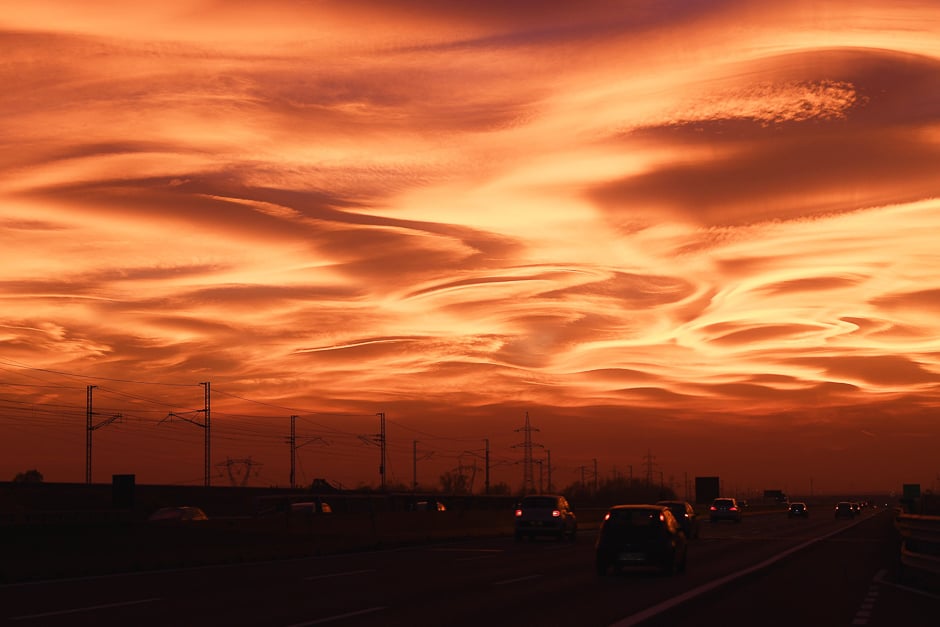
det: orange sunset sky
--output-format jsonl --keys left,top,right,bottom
{"left": 2, "top": 0, "right": 939, "bottom": 496}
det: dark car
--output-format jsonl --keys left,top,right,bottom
{"left": 514, "top": 494, "right": 577, "bottom": 541}
{"left": 709, "top": 497, "right": 742, "bottom": 523}
{"left": 148, "top": 506, "right": 208, "bottom": 522}
{"left": 290, "top": 501, "right": 333, "bottom": 514}
{"left": 595, "top": 504, "right": 688, "bottom": 576}
{"left": 656, "top": 500, "right": 700, "bottom": 539}
{"left": 413, "top": 500, "right": 447, "bottom": 512}
{"left": 787, "top": 502, "right": 809, "bottom": 518}
{"left": 834, "top": 501, "right": 855, "bottom": 518}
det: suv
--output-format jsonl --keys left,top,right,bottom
{"left": 595, "top": 504, "right": 688, "bottom": 575}
{"left": 709, "top": 497, "right": 742, "bottom": 523}
{"left": 514, "top": 494, "right": 577, "bottom": 541}
{"left": 835, "top": 501, "right": 855, "bottom": 518}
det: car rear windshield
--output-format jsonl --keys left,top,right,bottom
{"left": 521, "top": 497, "right": 558, "bottom": 508}
{"left": 607, "top": 509, "right": 661, "bottom": 525}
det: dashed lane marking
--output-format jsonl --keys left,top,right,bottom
{"left": 9, "top": 598, "right": 161, "bottom": 621}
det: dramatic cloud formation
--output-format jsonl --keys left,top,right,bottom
{"left": 2, "top": 0, "right": 939, "bottom": 494}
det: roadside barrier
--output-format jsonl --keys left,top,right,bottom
{"left": 895, "top": 512, "right": 940, "bottom": 584}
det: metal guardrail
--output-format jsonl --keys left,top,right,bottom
{"left": 895, "top": 512, "right": 940, "bottom": 580}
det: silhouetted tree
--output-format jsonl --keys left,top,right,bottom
{"left": 439, "top": 470, "right": 470, "bottom": 495}
{"left": 488, "top": 481, "right": 511, "bottom": 495}
{"left": 13, "top": 469, "right": 43, "bottom": 483}
{"left": 560, "top": 476, "right": 676, "bottom": 507}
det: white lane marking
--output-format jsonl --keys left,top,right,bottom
{"left": 494, "top": 574, "right": 541, "bottom": 586}
{"left": 874, "top": 568, "right": 940, "bottom": 600}
{"left": 305, "top": 569, "right": 376, "bottom": 581}
{"left": 431, "top": 548, "right": 503, "bottom": 553}
{"left": 456, "top": 555, "right": 498, "bottom": 562}
{"left": 287, "top": 606, "right": 386, "bottom": 626}
{"left": 609, "top": 515, "right": 873, "bottom": 627}
{"left": 9, "top": 598, "right": 160, "bottom": 620}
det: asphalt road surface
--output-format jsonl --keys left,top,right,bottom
{"left": 1, "top": 507, "right": 936, "bottom": 627}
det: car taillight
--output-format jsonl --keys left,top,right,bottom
{"left": 730, "top": 507, "right": 738, "bottom": 511}
{"left": 709, "top": 506, "right": 717, "bottom": 511}
{"left": 514, "top": 509, "right": 522, "bottom": 517}
{"left": 552, "top": 509, "right": 561, "bottom": 517}
{"left": 604, "top": 512, "right": 611, "bottom": 521}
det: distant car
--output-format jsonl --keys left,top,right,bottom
{"left": 656, "top": 500, "right": 700, "bottom": 539}
{"left": 834, "top": 501, "right": 855, "bottom": 518}
{"left": 709, "top": 497, "right": 742, "bottom": 523}
{"left": 148, "top": 506, "right": 208, "bottom": 522}
{"left": 514, "top": 494, "right": 577, "bottom": 541}
{"left": 595, "top": 504, "right": 688, "bottom": 576}
{"left": 788, "top": 502, "right": 809, "bottom": 518}
{"left": 413, "top": 500, "right": 446, "bottom": 512}
{"left": 850, "top": 502, "right": 861, "bottom": 516}
{"left": 290, "top": 501, "right": 333, "bottom": 514}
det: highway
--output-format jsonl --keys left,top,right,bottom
{"left": 1, "top": 506, "right": 936, "bottom": 627}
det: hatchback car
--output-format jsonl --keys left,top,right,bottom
{"left": 595, "top": 504, "right": 688, "bottom": 576}
{"left": 709, "top": 497, "right": 742, "bottom": 523}
{"left": 514, "top": 494, "right": 577, "bottom": 541}
{"left": 656, "top": 500, "right": 700, "bottom": 539}
{"left": 787, "top": 502, "right": 809, "bottom": 518}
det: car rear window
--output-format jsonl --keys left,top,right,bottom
{"left": 521, "top": 497, "right": 558, "bottom": 508}
{"left": 607, "top": 509, "right": 660, "bottom": 525}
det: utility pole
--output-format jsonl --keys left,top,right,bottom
{"left": 161, "top": 382, "right": 211, "bottom": 487}
{"left": 358, "top": 412, "right": 387, "bottom": 491}
{"left": 644, "top": 449, "right": 655, "bottom": 487}
{"left": 201, "top": 382, "right": 211, "bottom": 487}
{"left": 484, "top": 438, "right": 490, "bottom": 495}
{"left": 288, "top": 417, "right": 328, "bottom": 489}
{"left": 594, "top": 458, "right": 599, "bottom": 493}
{"left": 413, "top": 440, "right": 418, "bottom": 491}
{"left": 289, "top": 415, "right": 297, "bottom": 488}
{"left": 377, "top": 412, "right": 386, "bottom": 491}
{"left": 85, "top": 385, "right": 122, "bottom": 484}
{"left": 512, "top": 411, "right": 542, "bottom": 494}
{"left": 546, "top": 449, "right": 552, "bottom": 493}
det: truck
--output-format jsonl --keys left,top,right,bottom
{"left": 695, "top": 476, "right": 720, "bottom": 505}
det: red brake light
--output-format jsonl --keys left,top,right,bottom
{"left": 552, "top": 509, "right": 561, "bottom": 517}
{"left": 709, "top": 506, "right": 717, "bottom": 511}
{"left": 730, "top": 507, "right": 738, "bottom": 512}
{"left": 514, "top": 509, "right": 522, "bottom": 517}
{"left": 603, "top": 512, "right": 611, "bottom": 521}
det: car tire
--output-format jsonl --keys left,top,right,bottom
{"left": 662, "top": 556, "right": 676, "bottom": 576}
